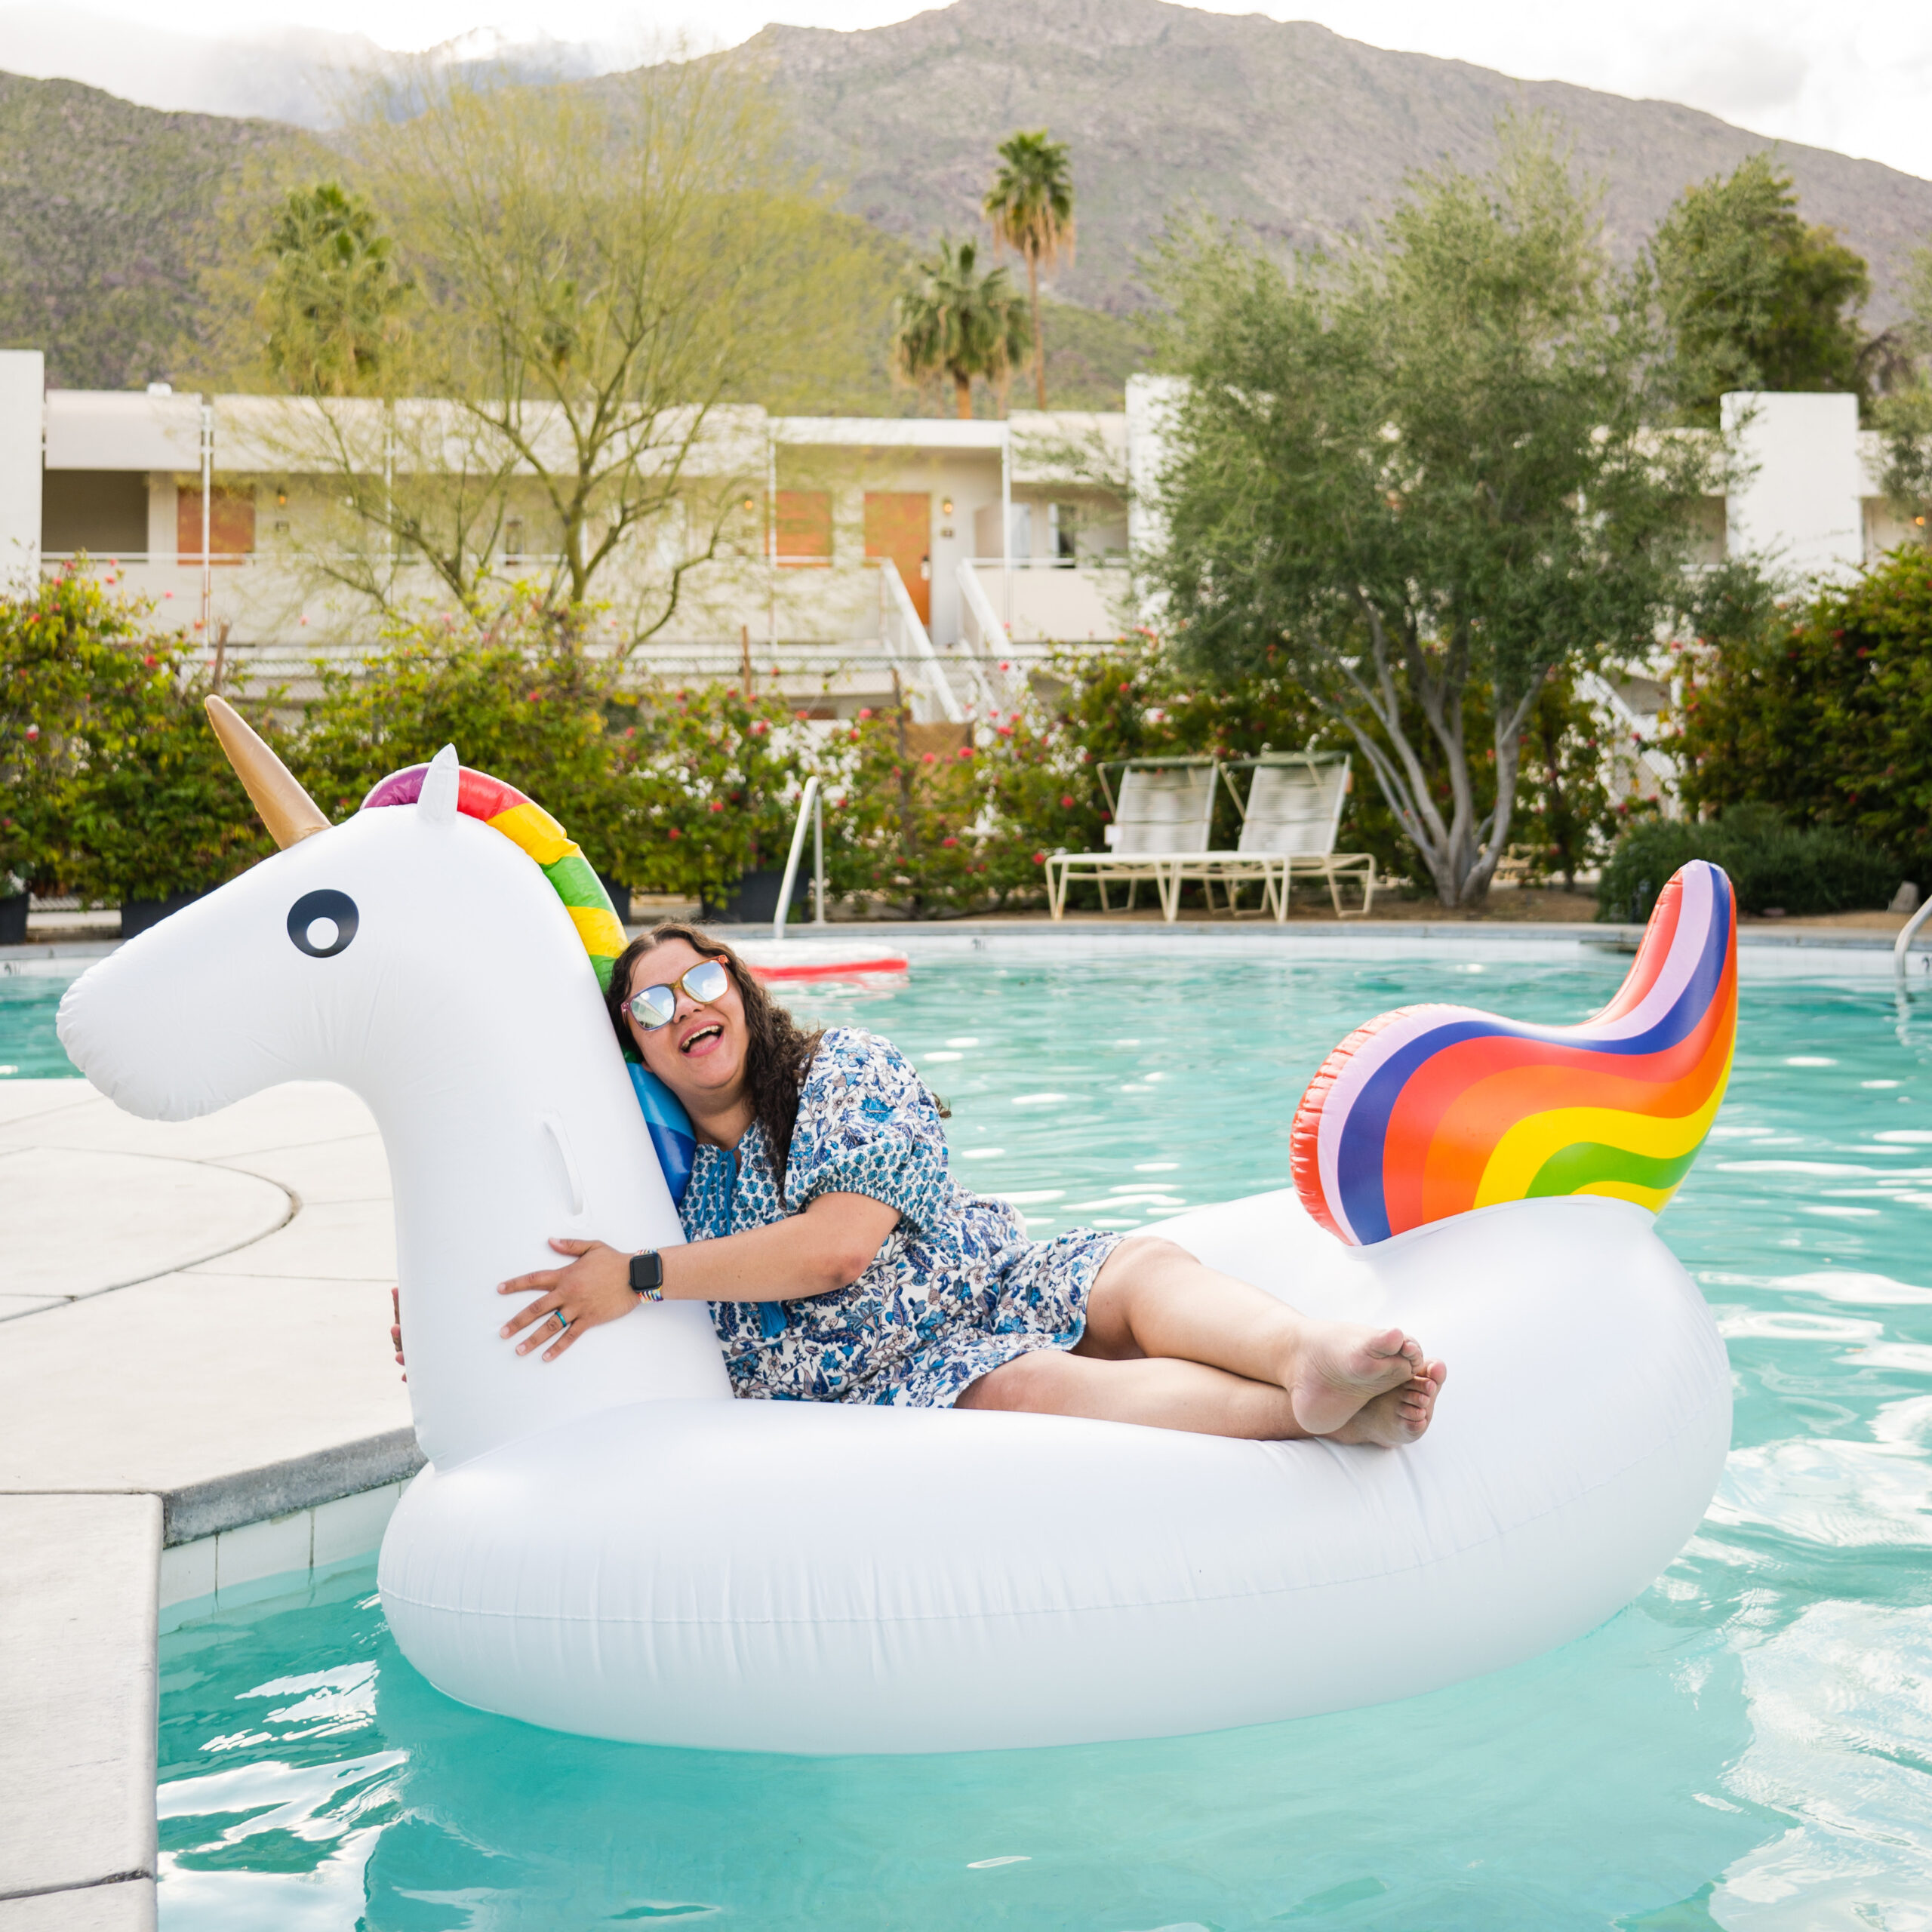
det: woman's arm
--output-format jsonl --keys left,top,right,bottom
{"left": 497, "top": 1191, "right": 901, "bottom": 1362}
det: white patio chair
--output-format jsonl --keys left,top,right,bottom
{"left": 1173, "top": 752, "right": 1376, "bottom": 919}
{"left": 1044, "top": 758, "right": 1219, "bottom": 922}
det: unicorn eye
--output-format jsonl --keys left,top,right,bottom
{"left": 288, "top": 889, "right": 358, "bottom": 959}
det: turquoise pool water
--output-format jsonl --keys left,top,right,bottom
{"left": 48, "top": 952, "right": 1932, "bottom": 1925}
{"left": 0, "top": 971, "right": 82, "bottom": 1078}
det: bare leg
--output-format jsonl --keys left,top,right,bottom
{"left": 1075, "top": 1235, "right": 1430, "bottom": 1437}
{"left": 957, "top": 1348, "right": 1303, "bottom": 1438}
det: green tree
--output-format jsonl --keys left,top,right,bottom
{"left": 1876, "top": 245, "right": 1932, "bottom": 533}
{"left": 1146, "top": 122, "right": 1714, "bottom": 908}
{"left": 891, "top": 237, "right": 1032, "bottom": 420}
{"left": 1652, "top": 152, "right": 1871, "bottom": 424}
{"left": 1670, "top": 546, "right": 1932, "bottom": 878}
{"left": 983, "top": 131, "right": 1075, "bottom": 411}
{"left": 259, "top": 59, "right": 876, "bottom": 632}
{"left": 260, "top": 181, "right": 411, "bottom": 398}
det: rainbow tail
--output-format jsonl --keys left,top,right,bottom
{"left": 1291, "top": 862, "right": 1737, "bottom": 1246}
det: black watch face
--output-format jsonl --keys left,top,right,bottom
{"left": 630, "top": 1251, "right": 664, "bottom": 1291}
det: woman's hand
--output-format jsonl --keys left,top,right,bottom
{"left": 498, "top": 1238, "right": 639, "bottom": 1363}
{"left": 391, "top": 1285, "right": 405, "bottom": 1381}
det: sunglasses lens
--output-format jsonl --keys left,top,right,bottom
{"left": 686, "top": 959, "right": 730, "bottom": 1004}
{"left": 628, "top": 986, "right": 678, "bottom": 1030}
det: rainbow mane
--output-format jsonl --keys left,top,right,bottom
{"left": 361, "top": 764, "right": 627, "bottom": 989}
{"left": 1291, "top": 861, "right": 1737, "bottom": 1246}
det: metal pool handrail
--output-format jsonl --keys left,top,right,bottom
{"left": 1897, "top": 894, "right": 1932, "bottom": 985}
{"left": 774, "top": 774, "right": 828, "bottom": 941}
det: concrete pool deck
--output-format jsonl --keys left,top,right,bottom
{"left": 5, "top": 912, "right": 1929, "bottom": 1928}
{"left": 0, "top": 1077, "right": 411, "bottom": 1930}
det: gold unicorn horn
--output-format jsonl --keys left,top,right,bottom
{"left": 205, "top": 694, "right": 330, "bottom": 849}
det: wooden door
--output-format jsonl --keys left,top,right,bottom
{"left": 863, "top": 491, "right": 931, "bottom": 625}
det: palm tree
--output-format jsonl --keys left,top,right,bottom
{"left": 261, "top": 181, "right": 411, "bottom": 398}
{"left": 891, "top": 238, "right": 1032, "bottom": 420}
{"left": 983, "top": 130, "right": 1075, "bottom": 410}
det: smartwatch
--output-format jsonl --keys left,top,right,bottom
{"left": 628, "top": 1250, "right": 665, "bottom": 1303}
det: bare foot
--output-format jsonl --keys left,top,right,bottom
{"left": 1332, "top": 1360, "right": 1447, "bottom": 1447}
{"left": 1288, "top": 1322, "right": 1424, "bottom": 1436}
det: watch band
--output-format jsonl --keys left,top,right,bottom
{"left": 628, "top": 1249, "right": 665, "bottom": 1301}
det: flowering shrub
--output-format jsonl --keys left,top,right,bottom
{"left": 296, "top": 598, "right": 631, "bottom": 866}
{"left": 1, "top": 568, "right": 279, "bottom": 900}
{"left": 608, "top": 683, "right": 812, "bottom": 905}
{"left": 808, "top": 708, "right": 1008, "bottom": 915}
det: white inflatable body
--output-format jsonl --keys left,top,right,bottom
{"left": 59, "top": 746, "right": 1732, "bottom": 1755}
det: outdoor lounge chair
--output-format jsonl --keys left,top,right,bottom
{"left": 1172, "top": 752, "right": 1377, "bottom": 920}
{"left": 1044, "top": 757, "right": 1219, "bottom": 921}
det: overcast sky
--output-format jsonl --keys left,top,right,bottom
{"left": 29, "top": 0, "right": 1932, "bottom": 180}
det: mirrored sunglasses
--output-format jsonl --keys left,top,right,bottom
{"left": 626, "top": 957, "right": 731, "bottom": 1032}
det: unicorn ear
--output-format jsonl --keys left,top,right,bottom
{"left": 420, "top": 746, "right": 460, "bottom": 828}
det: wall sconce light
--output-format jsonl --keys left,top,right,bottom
{"left": 941, "top": 498, "right": 954, "bottom": 517}
{"left": 276, "top": 490, "right": 288, "bottom": 507}
{"left": 743, "top": 497, "right": 756, "bottom": 513}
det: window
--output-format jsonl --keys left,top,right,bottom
{"left": 176, "top": 485, "right": 254, "bottom": 564}
{"left": 41, "top": 472, "right": 148, "bottom": 556}
{"left": 776, "top": 491, "right": 832, "bottom": 566}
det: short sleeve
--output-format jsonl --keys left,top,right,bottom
{"left": 783, "top": 1029, "right": 951, "bottom": 1232}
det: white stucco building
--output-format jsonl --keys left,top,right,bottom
{"left": 0, "top": 353, "right": 1920, "bottom": 743}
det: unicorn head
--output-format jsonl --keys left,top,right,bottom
{"left": 58, "top": 700, "right": 729, "bottom": 1467}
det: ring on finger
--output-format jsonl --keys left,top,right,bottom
{"left": 554, "top": 1313, "right": 571, "bottom": 1337}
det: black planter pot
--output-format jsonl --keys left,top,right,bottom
{"left": 595, "top": 874, "right": 632, "bottom": 925}
{"left": 702, "top": 866, "right": 809, "bottom": 925}
{"left": 121, "top": 889, "right": 212, "bottom": 939}
{"left": 0, "top": 893, "right": 27, "bottom": 946}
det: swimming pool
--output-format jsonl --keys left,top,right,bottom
{"left": 41, "top": 949, "right": 1932, "bottom": 1924}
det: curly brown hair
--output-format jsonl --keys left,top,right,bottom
{"left": 605, "top": 922, "right": 825, "bottom": 1186}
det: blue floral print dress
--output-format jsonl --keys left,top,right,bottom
{"left": 678, "top": 1026, "right": 1123, "bottom": 1407}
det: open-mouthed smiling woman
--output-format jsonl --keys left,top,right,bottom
{"left": 487, "top": 924, "right": 1447, "bottom": 1444}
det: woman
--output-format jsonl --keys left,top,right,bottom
{"left": 492, "top": 924, "right": 1447, "bottom": 1443}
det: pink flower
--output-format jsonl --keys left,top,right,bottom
{"left": 922, "top": 751, "right": 937, "bottom": 764}
{"left": 709, "top": 800, "right": 724, "bottom": 813}
{"left": 25, "top": 724, "right": 38, "bottom": 741}
{"left": 1060, "top": 793, "right": 1075, "bottom": 808}
{"left": 858, "top": 707, "right": 874, "bottom": 720}
{"left": 941, "top": 836, "right": 958, "bottom": 848}
{"left": 750, "top": 720, "right": 768, "bottom": 736}
{"left": 956, "top": 746, "right": 974, "bottom": 760}
{"left": 668, "top": 827, "right": 681, "bottom": 839}
{"left": 1032, "top": 849, "right": 1045, "bottom": 864}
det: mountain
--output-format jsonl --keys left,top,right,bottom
{"left": 6, "top": 0, "right": 1931, "bottom": 396}
{"left": 0, "top": 74, "right": 319, "bottom": 390}
{"left": 740, "top": 0, "right": 1932, "bottom": 324}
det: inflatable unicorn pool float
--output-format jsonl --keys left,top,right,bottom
{"left": 57, "top": 701, "right": 1737, "bottom": 1755}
